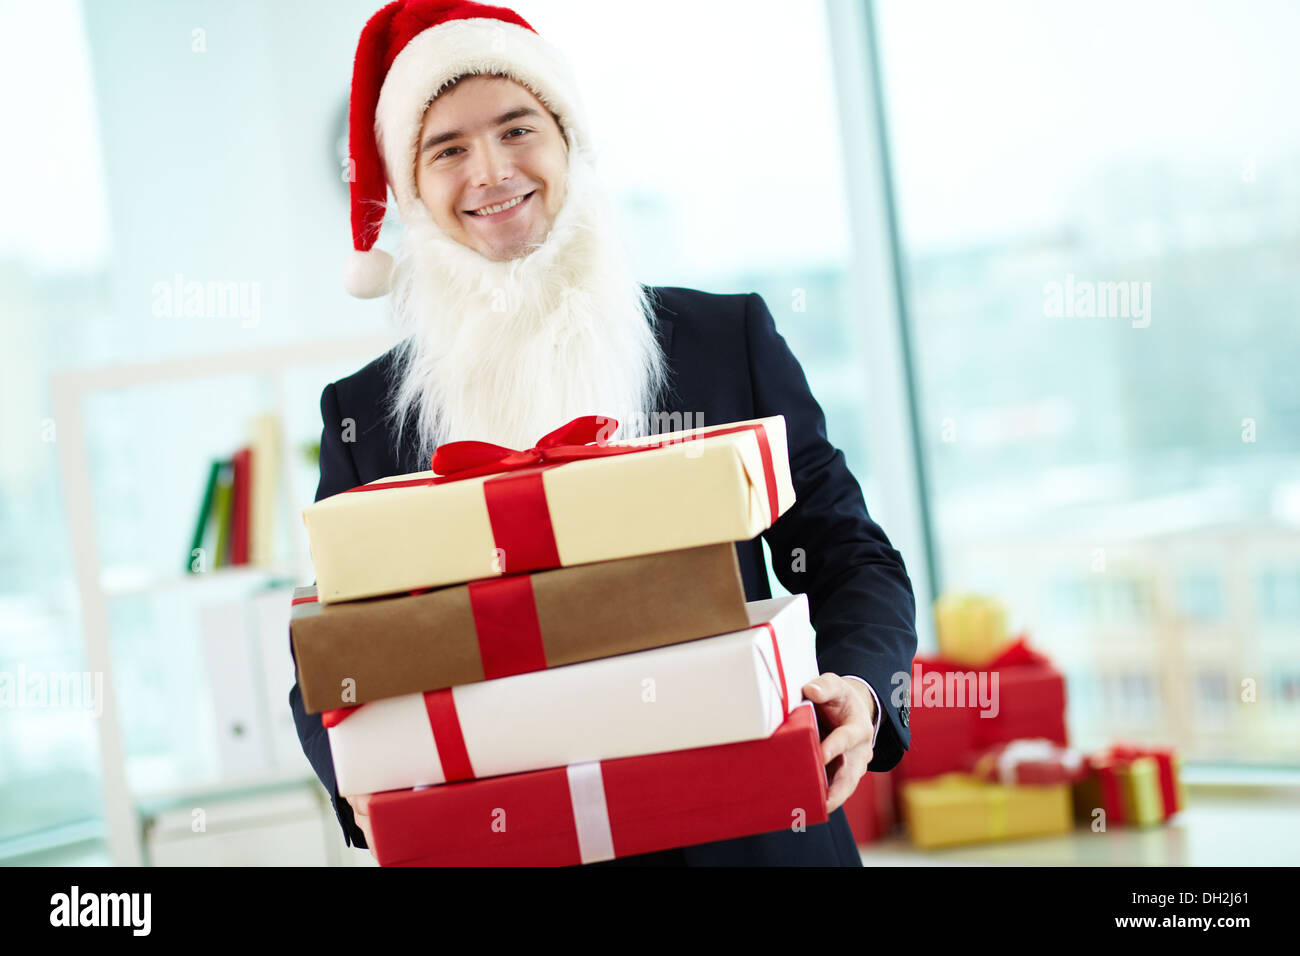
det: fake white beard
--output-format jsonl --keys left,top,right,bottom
{"left": 384, "top": 146, "right": 669, "bottom": 469}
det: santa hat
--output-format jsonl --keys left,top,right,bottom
{"left": 345, "top": 0, "right": 592, "bottom": 298}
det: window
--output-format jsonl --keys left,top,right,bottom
{"left": 1179, "top": 570, "right": 1225, "bottom": 623}
{"left": 0, "top": 0, "right": 110, "bottom": 845}
{"left": 1256, "top": 565, "right": 1300, "bottom": 624}
{"left": 875, "top": 0, "right": 1300, "bottom": 762}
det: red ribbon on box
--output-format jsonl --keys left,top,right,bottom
{"left": 294, "top": 576, "right": 549, "bottom": 689}
{"left": 466, "top": 576, "right": 549, "bottom": 679}
{"left": 339, "top": 415, "right": 780, "bottom": 576}
{"left": 424, "top": 688, "right": 475, "bottom": 782}
{"left": 919, "top": 635, "right": 1048, "bottom": 674}
{"left": 758, "top": 621, "right": 789, "bottom": 716}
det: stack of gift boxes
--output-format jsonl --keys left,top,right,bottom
{"left": 290, "top": 415, "right": 835, "bottom": 865}
{"left": 893, "top": 594, "right": 1186, "bottom": 850}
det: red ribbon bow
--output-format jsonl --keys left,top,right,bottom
{"left": 343, "top": 415, "right": 782, "bottom": 574}
{"left": 430, "top": 415, "right": 636, "bottom": 480}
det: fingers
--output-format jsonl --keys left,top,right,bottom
{"left": 806, "top": 675, "right": 876, "bottom": 814}
{"left": 802, "top": 673, "right": 854, "bottom": 723}
{"left": 825, "top": 745, "right": 874, "bottom": 814}
{"left": 345, "top": 794, "right": 378, "bottom": 860}
{"left": 804, "top": 673, "right": 872, "bottom": 765}
{"left": 820, "top": 721, "right": 869, "bottom": 767}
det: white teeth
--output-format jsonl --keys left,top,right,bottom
{"left": 471, "top": 193, "right": 528, "bottom": 216}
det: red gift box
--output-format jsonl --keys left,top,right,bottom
{"left": 368, "top": 703, "right": 829, "bottom": 866}
{"left": 842, "top": 770, "right": 896, "bottom": 844}
{"left": 896, "top": 638, "right": 1067, "bottom": 784}
{"left": 896, "top": 698, "right": 975, "bottom": 781}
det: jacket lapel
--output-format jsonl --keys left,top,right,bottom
{"left": 648, "top": 287, "right": 681, "bottom": 417}
{"left": 655, "top": 315, "right": 675, "bottom": 367}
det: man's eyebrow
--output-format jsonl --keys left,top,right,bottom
{"left": 420, "top": 107, "right": 544, "bottom": 154}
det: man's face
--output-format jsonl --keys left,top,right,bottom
{"left": 414, "top": 74, "right": 569, "bottom": 261}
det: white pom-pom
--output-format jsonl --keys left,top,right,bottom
{"left": 343, "top": 247, "right": 395, "bottom": 299}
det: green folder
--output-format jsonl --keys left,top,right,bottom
{"left": 186, "top": 459, "right": 222, "bottom": 574}
{"left": 212, "top": 462, "right": 235, "bottom": 569}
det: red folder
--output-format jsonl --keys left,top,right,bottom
{"left": 230, "top": 447, "right": 251, "bottom": 565}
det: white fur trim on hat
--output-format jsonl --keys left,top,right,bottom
{"left": 344, "top": 247, "right": 396, "bottom": 299}
{"left": 374, "top": 17, "right": 590, "bottom": 222}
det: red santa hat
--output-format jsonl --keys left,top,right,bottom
{"left": 345, "top": 0, "right": 592, "bottom": 298}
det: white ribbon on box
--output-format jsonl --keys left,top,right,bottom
{"left": 994, "top": 738, "right": 1083, "bottom": 785}
{"left": 566, "top": 762, "right": 615, "bottom": 864}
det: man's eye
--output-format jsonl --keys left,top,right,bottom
{"left": 434, "top": 131, "right": 527, "bottom": 162}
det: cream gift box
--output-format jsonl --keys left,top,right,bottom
{"left": 325, "top": 593, "right": 818, "bottom": 797}
{"left": 302, "top": 415, "right": 794, "bottom": 604}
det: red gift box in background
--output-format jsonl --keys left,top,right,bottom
{"left": 368, "top": 703, "right": 829, "bottom": 866}
{"left": 842, "top": 770, "right": 897, "bottom": 844}
{"left": 895, "top": 697, "right": 975, "bottom": 782}
{"left": 974, "top": 653, "right": 1067, "bottom": 751}
{"left": 895, "top": 638, "right": 1068, "bottom": 787}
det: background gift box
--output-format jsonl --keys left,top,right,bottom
{"left": 1073, "top": 744, "right": 1184, "bottom": 828}
{"left": 894, "top": 638, "right": 1069, "bottom": 787}
{"left": 933, "top": 593, "right": 1010, "bottom": 667}
{"left": 842, "top": 770, "right": 897, "bottom": 844}
{"left": 901, "top": 773, "right": 1073, "bottom": 849}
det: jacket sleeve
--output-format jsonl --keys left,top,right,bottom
{"left": 746, "top": 292, "right": 917, "bottom": 771}
{"left": 288, "top": 381, "right": 368, "bottom": 849}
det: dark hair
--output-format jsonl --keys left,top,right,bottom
{"left": 427, "top": 71, "right": 566, "bottom": 143}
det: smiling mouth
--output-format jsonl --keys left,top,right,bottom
{"left": 466, "top": 190, "right": 536, "bottom": 217}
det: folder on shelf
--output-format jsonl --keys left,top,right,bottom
{"left": 231, "top": 447, "right": 251, "bottom": 566}
{"left": 186, "top": 459, "right": 222, "bottom": 574}
{"left": 249, "top": 413, "right": 280, "bottom": 567}
{"left": 212, "top": 461, "right": 234, "bottom": 568}
{"left": 187, "top": 413, "right": 283, "bottom": 572}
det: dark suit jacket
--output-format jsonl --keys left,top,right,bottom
{"left": 289, "top": 286, "right": 917, "bottom": 866}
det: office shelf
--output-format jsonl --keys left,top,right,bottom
{"left": 51, "top": 333, "right": 390, "bottom": 866}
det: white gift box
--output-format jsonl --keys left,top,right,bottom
{"left": 327, "top": 593, "right": 818, "bottom": 797}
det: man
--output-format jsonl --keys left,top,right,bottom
{"left": 290, "top": 0, "right": 917, "bottom": 866}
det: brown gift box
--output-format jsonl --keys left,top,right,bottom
{"left": 291, "top": 543, "right": 750, "bottom": 714}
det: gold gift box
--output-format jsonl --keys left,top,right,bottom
{"left": 934, "top": 593, "right": 1010, "bottom": 666}
{"left": 901, "top": 773, "right": 1073, "bottom": 849}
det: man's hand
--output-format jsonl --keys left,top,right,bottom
{"left": 344, "top": 794, "right": 378, "bottom": 860}
{"left": 802, "top": 673, "right": 877, "bottom": 814}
